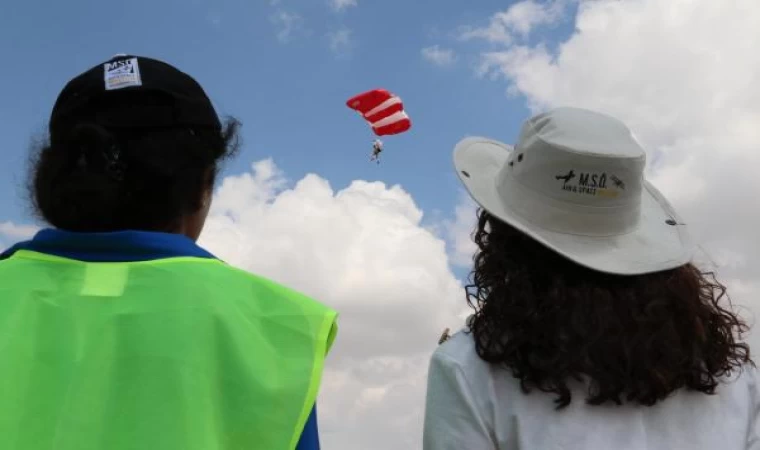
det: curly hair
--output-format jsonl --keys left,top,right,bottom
{"left": 28, "top": 117, "right": 241, "bottom": 232}
{"left": 465, "top": 208, "right": 753, "bottom": 409}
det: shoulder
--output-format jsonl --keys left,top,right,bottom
{"left": 433, "top": 329, "right": 477, "bottom": 364}
{"left": 199, "top": 262, "right": 319, "bottom": 300}
{"left": 169, "top": 260, "right": 337, "bottom": 317}
{"left": 736, "top": 362, "right": 759, "bottom": 398}
{"left": 431, "top": 327, "right": 527, "bottom": 401}
{"left": 430, "top": 329, "right": 497, "bottom": 387}
{"left": 433, "top": 328, "right": 486, "bottom": 364}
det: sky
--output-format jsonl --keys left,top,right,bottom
{"left": 1, "top": 0, "right": 759, "bottom": 448}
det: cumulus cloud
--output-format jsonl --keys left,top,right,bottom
{"left": 442, "top": 193, "right": 478, "bottom": 267}
{"left": 459, "top": 0, "right": 569, "bottom": 44}
{"left": 328, "top": 28, "right": 354, "bottom": 55}
{"left": 270, "top": 10, "right": 304, "bottom": 43}
{"left": 0, "top": 222, "right": 39, "bottom": 241}
{"left": 329, "top": 0, "right": 356, "bottom": 12}
{"left": 0, "top": 222, "right": 39, "bottom": 251}
{"left": 465, "top": 0, "right": 760, "bottom": 346}
{"left": 198, "top": 159, "right": 464, "bottom": 448}
{"left": 421, "top": 45, "right": 457, "bottom": 67}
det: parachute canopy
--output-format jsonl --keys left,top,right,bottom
{"left": 346, "top": 89, "right": 411, "bottom": 136}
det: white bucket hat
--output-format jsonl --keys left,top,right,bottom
{"left": 453, "top": 107, "right": 695, "bottom": 275}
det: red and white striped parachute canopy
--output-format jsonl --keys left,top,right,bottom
{"left": 346, "top": 89, "right": 411, "bottom": 136}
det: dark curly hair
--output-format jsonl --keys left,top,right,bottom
{"left": 465, "top": 208, "right": 753, "bottom": 409}
{"left": 28, "top": 117, "right": 241, "bottom": 232}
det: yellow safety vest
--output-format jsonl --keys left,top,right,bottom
{"left": 0, "top": 250, "right": 338, "bottom": 450}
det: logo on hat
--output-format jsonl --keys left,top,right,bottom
{"left": 556, "top": 169, "right": 624, "bottom": 198}
{"left": 610, "top": 175, "right": 625, "bottom": 190}
{"left": 555, "top": 169, "right": 576, "bottom": 185}
{"left": 104, "top": 57, "right": 142, "bottom": 91}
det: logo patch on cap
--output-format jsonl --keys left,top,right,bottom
{"left": 103, "top": 57, "right": 142, "bottom": 90}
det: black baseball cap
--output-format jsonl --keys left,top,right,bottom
{"left": 49, "top": 54, "right": 222, "bottom": 134}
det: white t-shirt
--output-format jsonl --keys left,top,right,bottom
{"left": 424, "top": 329, "right": 759, "bottom": 450}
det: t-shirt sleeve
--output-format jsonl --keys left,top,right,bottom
{"left": 423, "top": 349, "right": 495, "bottom": 450}
{"left": 295, "top": 405, "right": 320, "bottom": 450}
{"left": 749, "top": 365, "right": 760, "bottom": 450}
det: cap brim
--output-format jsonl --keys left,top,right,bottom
{"left": 453, "top": 137, "right": 694, "bottom": 275}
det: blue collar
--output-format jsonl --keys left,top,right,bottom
{"left": 0, "top": 228, "right": 217, "bottom": 263}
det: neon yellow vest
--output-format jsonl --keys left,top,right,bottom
{"left": 0, "top": 250, "right": 338, "bottom": 450}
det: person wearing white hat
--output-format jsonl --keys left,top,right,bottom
{"left": 423, "top": 107, "right": 758, "bottom": 450}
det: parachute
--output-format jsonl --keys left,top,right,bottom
{"left": 346, "top": 89, "right": 411, "bottom": 136}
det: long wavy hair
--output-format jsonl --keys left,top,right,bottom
{"left": 465, "top": 208, "right": 753, "bottom": 409}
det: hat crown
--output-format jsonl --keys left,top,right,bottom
{"left": 50, "top": 54, "right": 221, "bottom": 132}
{"left": 496, "top": 107, "right": 648, "bottom": 236}
{"left": 504, "top": 107, "right": 646, "bottom": 206}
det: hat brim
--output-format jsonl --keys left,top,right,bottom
{"left": 453, "top": 137, "right": 694, "bottom": 275}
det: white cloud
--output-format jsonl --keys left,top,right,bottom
{"left": 0, "top": 222, "right": 40, "bottom": 251}
{"left": 460, "top": 0, "right": 569, "bottom": 44}
{"left": 270, "top": 10, "right": 304, "bottom": 43}
{"left": 465, "top": 0, "right": 760, "bottom": 347}
{"left": 328, "top": 28, "right": 354, "bottom": 55}
{"left": 198, "top": 159, "right": 464, "bottom": 448}
{"left": 0, "top": 222, "right": 39, "bottom": 241}
{"left": 421, "top": 45, "right": 457, "bottom": 67}
{"left": 442, "top": 193, "right": 478, "bottom": 267}
{"left": 329, "top": 0, "right": 357, "bottom": 12}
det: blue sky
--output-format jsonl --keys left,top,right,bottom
{"left": 0, "top": 0, "right": 574, "bottom": 230}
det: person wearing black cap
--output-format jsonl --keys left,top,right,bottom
{"left": 0, "top": 55, "right": 338, "bottom": 450}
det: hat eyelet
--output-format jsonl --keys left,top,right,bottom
{"left": 665, "top": 219, "right": 677, "bottom": 226}
{"left": 517, "top": 153, "right": 524, "bottom": 162}
{"left": 461, "top": 170, "right": 470, "bottom": 178}
{"left": 508, "top": 161, "right": 514, "bottom": 167}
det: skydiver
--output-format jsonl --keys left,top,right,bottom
{"left": 370, "top": 139, "right": 383, "bottom": 164}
